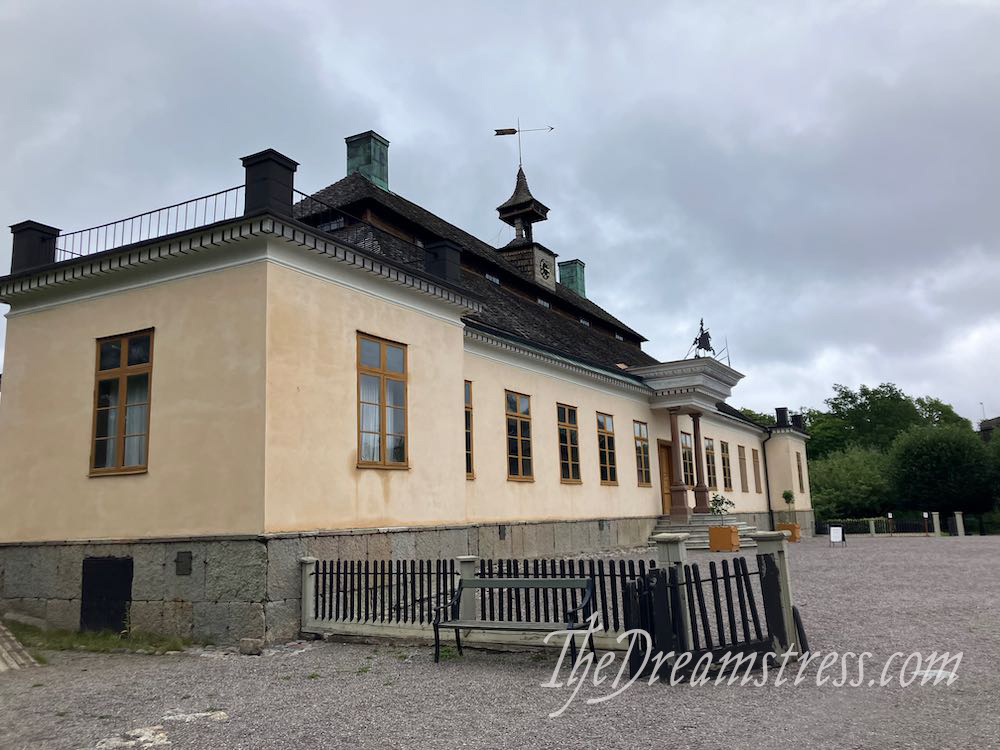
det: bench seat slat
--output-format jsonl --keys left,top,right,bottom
{"left": 459, "top": 577, "right": 588, "bottom": 590}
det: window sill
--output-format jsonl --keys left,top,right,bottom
{"left": 89, "top": 467, "right": 148, "bottom": 478}
{"left": 638, "top": 482, "right": 652, "bottom": 488}
{"left": 560, "top": 479, "right": 582, "bottom": 485}
{"left": 600, "top": 481, "right": 619, "bottom": 487}
{"left": 357, "top": 463, "right": 410, "bottom": 471}
{"left": 466, "top": 474, "right": 475, "bottom": 481}
{"left": 507, "top": 476, "right": 534, "bottom": 483}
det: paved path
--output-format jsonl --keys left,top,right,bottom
{"left": 1, "top": 536, "right": 998, "bottom": 749}
{"left": 0, "top": 622, "right": 36, "bottom": 672}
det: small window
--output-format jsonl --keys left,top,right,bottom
{"left": 357, "top": 333, "right": 408, "bottom": 467}
{"left": 537, "top": 298, "right": 551, "bottom": 309}
{"left": 796, "top": 451, "right": 805, "bottom": 493}
{"left": 752, "top": 448, "right": 762, "bottom": 493}
{"left": 505, "top": 390, "right": 532, "bottom": 480}
{"left": 91, "top": 329, "right": 154, "bottom": 474}
{"left": 634, "top": 421, "right": 651, "bottom": 486}
{"left": 615, "top": 333, "right": 624, "bottom": 341}
{"left": 705, "top": 438, "right": 718, "bottom": 489}
{"left": 597, "top": 413, "right": 617, "bottom": 485}
{"left": 738, "top": 445, "right": 750, "bottom": 492}
{"left": 580, "top": 318, "right": 591, "bottom": 327}
{"left": 465, "top": 381, "right": 474, "bottom": 479}
{"left": 557, "top": 404, "right": 581, "bottom": 483}
{"left": 720, "top": 441, "right": 734, "bottom": 492}
{"left": 486, "top": 273, "right": 500, "bottom": 285}
{"left": 680, "top": 432, "right": 695, "bottom": 487}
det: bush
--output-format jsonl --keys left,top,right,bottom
{"left": 888, "top": 425, "right": 995, "bottom": 514}
{"left": 809, "top": 446, "right": 891, "bottom": 519}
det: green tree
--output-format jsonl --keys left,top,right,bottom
{"left": 809, "top": 446, "right": 891, "bottom": 519}
{"left": 738, "top": 407, "right": 776, "bottom": 426}
{"left": 888, "top": 425, "right": 994, "bottom": 514}
{"left": 915, "top": 397, "right": 972, "bottom": 430}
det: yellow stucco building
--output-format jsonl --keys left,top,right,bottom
{"left": 0, "top": 133, "right": 810, "bottom": 641}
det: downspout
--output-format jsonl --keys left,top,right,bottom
{"left": 762, "top": 427, "right": 774, "bottom": 531}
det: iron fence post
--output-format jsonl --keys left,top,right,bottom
{"left": 652, "top": 533, "right": 693, "bottom": 651}
{"left": 456, "top": 555, "right": 479, "bottom": 621}
{"left": 749, "top": 531, "right": 799, "bottom": 657}
{"left": 931, "top": 511, "right": 942, "bottom": 536}
{"left": 300, "top": 557, "right": 318, "bottom": 632}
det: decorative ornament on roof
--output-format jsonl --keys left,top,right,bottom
{"left": 686, "top": 319, "right": 731, "bottom": 365}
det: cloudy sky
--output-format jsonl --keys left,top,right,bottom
{"left": 1, "top": 0, "right": 998, "bottom": 422}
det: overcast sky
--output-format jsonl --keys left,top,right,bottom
{"left": 1, "top": 0, "right": 998, "bottom": 422}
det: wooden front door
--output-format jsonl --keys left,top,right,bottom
{"left": 657, "top": 441, "right": 674, "bottom": 514}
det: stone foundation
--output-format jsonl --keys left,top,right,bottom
{"left": 0, "top": 515, "right": 657, "bottom": 644}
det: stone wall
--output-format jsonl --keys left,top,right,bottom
{"left": 0, "top": 515, "right": 658, "bottom": 644}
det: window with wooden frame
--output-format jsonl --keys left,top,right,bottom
{"left": 752, "top": 448, "right": 762, "bottom": 493}
{"left": 796, "top": 451, "right": 805, "bottom": 493}
{"left": 705, "top": 438, "right": 718, "bottom": 489}
{"left": 91, "top": 329, "right": 154, "bottom": 474}
{"left": 464, "top": 381, "right": 474, "bottom": 479}
{"left": 680, "top": 432, "right": 695, "bottom": 486}
{"left": 737, "top": 445, "right": 750, "bottom": 492}
{"left": 596, "top": 413, "right": 617, "bottom": 485}
{"left": 357, "top": 333, "right": 407, "bottom": 467}
{"left": 720, "top": 441, "right": 734, "bottom": 491}
{"left": 506, "top": 390, "right": 532, "bottom": 480}
{"left": 557, "top": 404, "right": 581, "bottom": 483}
{"left": 633, "top": 421, "right": 651, "bottom": 486}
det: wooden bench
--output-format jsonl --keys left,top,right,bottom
{"left": 433, "top": 576, "right": 596, "bottom": 663}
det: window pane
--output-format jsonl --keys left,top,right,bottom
{"left": 570, "top": 430, "right": 578, "bottom": 446}
{"left": 506, "top": 392, "right": 517, "bottom": 414}
{"left": 600, "top": 465, "right": 608, "bottom": 482}
{"left": 94, "top": 438, "right": 115, "bottom": 469}
{"left": 387, "top": 407, "right": 405, "bottom": 435}
{"left": 521, "top": 458, "right": 532, "bottom": 476}
{"left": 519, "top": 396, "right": 530, "bottom": 416}
{"left": 599, "top": 434, "right": 606, "bottom": 451}
{"left": 605, "top": 416, "right": 614, "bottom": 432}
{"left": 360, "top": 374, "right": 381, "bottom": 404}
{"left": 568, "top": 409, "right": 577, "bottom": 426}
{"left": 607, "top": 436, "right": 616, "bottom": 453}
{"left": 465, "top": 411, "right": 471, "bottom": 431}
{"left": 557, "top": 405, "right": 566, "bottom": 423}
{"left": 386, "top": 379, "right": 405, "bottom": 408}
{"left": 508, "top": 457, "right": 519, "bottom": 476}
{"left": 98, "top": 379, "right": 119, "bottom": 408}
{"left": 571, "top": 446, "right": 579, "bottom": 463}
{"left": 560, "top": 444, "right": 569, "bottom": 462}
{"left": 597, "top": 414, "right": 605, "bottom": 431}
{"left": 609, "top": 466, "right": 617, "bottom": 483}
{"left": 519, "top": 420, "right": 531, "bottom": 439}
{"left": 125, "top": 404, "right": 148, "bottom": 435}
{"left": 561, "top": 464, "right": 570, "bottom": 479}
{"left": 464, "top": 381, "right": 471, "bottom": 405}
{"left": 96, "top": 408, "right": 117, "bottom": 439}
{"left": 99, "top": 341, "right": 121, "bottom": 370}
{"left": 359, "top": 338, "right": 381, "bottom": 368}
{"left": 521, "top": 439, "right": 531, "bottom": 458}
{"left": 559, "top": 427, "right": 567, "bottom": 443}
{"left": 387, "top": 435, "right": 405, "bottom": 463}
{"left": 507, "top": 437, "right": 518, "bottom": 456}
{"left": 360, "top": 432, "right": 380, "bottom": 462}
{"left": 126, "top": 374, "right": 149, "bottom": 404}
{"left": 127, "top": 335, "right": 151, "bottom": 366}
{"left": 572, "top": 464, "right": 581, "bottom": 480}
{"left": 360, "top": 403, "right": 380, "bottom": 433}
{"left": 385, "top": 345, "right": 404, "bottom": 373}
{"left": 507, "top": 418, "right": 517, "bottom": 437}
{"left": 123, "top": 436, "right": 146, "bottom": 466}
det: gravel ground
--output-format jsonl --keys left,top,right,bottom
{"left": 2, "top": 535, "right": 998, "bottom": 750}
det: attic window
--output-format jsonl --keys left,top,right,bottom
{"left": 579, "top": 318, "right": 590, "bottom": 327}
{"left": 537, "top": 298, "right": 550, "bottom": 309}
{"left": 486, "top": 273, "right": 500, "bottom": 285}
{"left": 615, "top": 363, "right": 629, "bottom": 370}
{"left": 317, "top": 217, "right": 345, "bottom": 232}
{"left": 615, "top": 333, "right": 624, "bottom": 341}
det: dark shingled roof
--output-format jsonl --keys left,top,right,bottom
{"left": 497, "top": 166, "right": 549, "bottom": 216}
{"left": 303, "top": 173, "right": 659, "bottom": 371}
{"left": 715, "top": 402, "right": 768, "bottom": 430}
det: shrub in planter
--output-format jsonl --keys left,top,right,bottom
{"left": 708, "top": 493, "right": 740, "bottom": 552}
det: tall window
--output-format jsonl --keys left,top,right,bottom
{"left": 465, "top": 381, "right": 474, "bottom": 479}
{"left": 506, "top": 391, "right": 532, "bottom": 479}
{"left": 720, "top": 441, "right": 733, "bottom": 492}
{"left": 357, "top": 334, "right": 407, "bottom": 467}
{"left": 680, "top": 432, "right": 695, "bottom": 486}
{"left": 752, "top": 448, "right": 762, "bottom": 493}
{"left": 705, "top": 438, "right": 718, "bottom": 489}
{"left": 596, "top": 413, "right": 617, "bottom": 485}
{"left": 92, "top": 330, "right": 154, "bottom": 474}
{"left": 796, "top": 451, "right": 805, "bottom": 493}
{"left": 557, "top": 404, "right": 581, "bottom": 483}
{"left": 738, "top": 445, "right": 749, "bottom": 492}
{"left": 634, "top": 421, "right": 651, "bottom": 486}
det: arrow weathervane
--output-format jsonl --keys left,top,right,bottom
{"left": 494, "top": 118, "right": 554, "bottom": 166}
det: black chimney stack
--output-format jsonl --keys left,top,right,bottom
{"left": 790, "top": 413, "right": 804, "bottom": 430}
{"left": 775, "top": 407, "right": 789, "bottom": 427}
{"left": 10, "top": 221, "right": 60, "bottom": 274}
{"left": 424, "top": 239, "right": 462, "bottom": 284}
{"left": 241, "top": 149, "right": 299, "bottom": 218}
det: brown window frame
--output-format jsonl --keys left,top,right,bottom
{"left": 796, "top": 451, "right": 805, "bottom": 493}
{"left": 465, "top": 381, "right": 474, "bottom": 479}
{"left": 357, "top": 333, "right": 408, "bottom": 469}
{"left": 634, "top": 420, "right": 651, "bottom": 487}
{"left": 557, "top": 403, "right": 581, "bottom": 484}
{"left": 680, "top": 432, "right": 695, "bottom": 487}
{"left": 90, "top": 328, "right": 155, "bottom": 476}
{"left": 720, "top": 441, "right": 734, "bottom": 492}
{"left": 737, "top": 445, "right": 750, "bottom": 492}
{"left": 705, "top": 438, "right": 718, "bottom": 490}
{"left": 597, "top": 412, "right": 618, "bottom": 485}
{"left": 752, "top": 448, "right": 762, "bottom": 493}
{"left": 506, "top": 390, "right": 533, "bottom": 481}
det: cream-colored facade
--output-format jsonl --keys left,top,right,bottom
{"left": 0, "top": 223, "right": 810, "bottom": 544}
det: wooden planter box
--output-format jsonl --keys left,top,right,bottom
{"left": 708, "top": 525, "right": 740, "bottom": 552}
{"left": 776, "top": 522, "right": 801, "bottom": 542}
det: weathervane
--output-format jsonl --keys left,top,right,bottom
{"left": 686, "top": 318, "right": 730, "bottom": 363}
{"left": 494, "top": 118, "right": 554, "bottom": 166}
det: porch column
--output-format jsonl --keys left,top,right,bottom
{"left": 668, "top": 410, "right": 690, "bottom": 522}
{"left": 691, "top": 412, "right": 710, "bottom": 513}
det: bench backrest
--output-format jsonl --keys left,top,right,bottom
{"left": 458, "top": 577, "right": 590, "bottom": 590}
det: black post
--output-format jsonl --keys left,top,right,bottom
{"left": 10, "top": 221, "right": 60, "bottom": 274}
{"left": 241, "top": 149, "right": 299, "bottom": 218}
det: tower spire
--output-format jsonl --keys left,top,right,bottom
{"left": 496, "top": 166, "right": 549, "bottom": 243}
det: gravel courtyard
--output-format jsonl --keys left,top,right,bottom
{"left": 2, "top": 535, "right": 998, "bottom": 750}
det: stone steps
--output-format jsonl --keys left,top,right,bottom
{"left": 648, "top": 516, "right": 759, "bottom": 550}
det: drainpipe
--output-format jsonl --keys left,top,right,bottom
{"left": 762, "top": 428, "right": 774, "bottom": 531}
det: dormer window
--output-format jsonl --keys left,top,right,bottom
{"left": 580, "top": 318, "right": 590, "bottom": 327}
{"left": 615, "top": 333, "right": 624, "bottom": 341}
{"left": 486, "top": 273, "right": 500, "bottom": 285}
{"left": 537, "top": 298, "right": 550, "bottom": 308}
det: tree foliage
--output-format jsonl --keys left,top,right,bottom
{"left": 887, "top": 425, "right": 994, "bottom": 514}
{"left": 738, "top": 408, "right": 776, "bottom": 426}
{"left": 809, "top": 446, "right": 892, "bottom": 519}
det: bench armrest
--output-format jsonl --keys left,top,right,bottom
{"left": 565, "top": 580, "right": 595, "bottom": 621}
{"left": 433, "top": 583, "right": 463, "bottom": 625}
